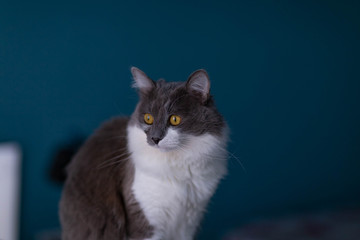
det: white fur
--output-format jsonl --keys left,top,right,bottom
{"left": 158, "top": 128, "right": 181, "bottom": 152}
{"left": 127, "top": 125, "right": 227, "bottom": 240}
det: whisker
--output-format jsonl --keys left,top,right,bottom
{"left": 96, "top": 152, "right": 130, "bottom": 169}
{"left": 199, "top": 149, "right": 247, "bottom": 173}
{"left": 97, "top": 156, "right": 131, "bottom": 170}
{"left": 177, "top": 143, "right": 189, "bottom": 154}
{"left": 227, "top": 152, "right": 246, "bottom": 173}
{"left": 100, "top": 147, "right": 129, "bottom": 160}
{"left": 97, "top": 134, "right": 128, "bottom": 141}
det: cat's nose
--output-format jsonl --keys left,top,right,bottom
{"left": 151, "top": 137, "right": 161, "bottom": 145}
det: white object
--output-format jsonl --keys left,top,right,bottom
{"left": 0, "top": 143, "right": 21, "bottom": 240}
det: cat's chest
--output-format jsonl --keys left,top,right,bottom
{"left": 129, "top": 150, "right": 222, "bottom": 240}
{"left": 130, "top": 151, "right": 217, "bottom": 212}
{"left": 127, "top": 124, "right": 227, "bottom": 239}
{"left": 130, "top": 158, "right": 214, "bottom": 239}
{"left": 132, "top": 167, "right": 205, "bottom": 214}
{"left": 132, "top": 161, "right": 212, "bottom": 207}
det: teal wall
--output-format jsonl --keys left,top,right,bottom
{"left": 0, "top": 1, "right": 359, "bottom": 239}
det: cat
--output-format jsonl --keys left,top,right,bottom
{"left": 59, "top": 67, "right": 228, "bottom": 240}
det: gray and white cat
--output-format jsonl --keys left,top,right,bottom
{"left": 59, "top": 67, "right": 228, "bottom": 240}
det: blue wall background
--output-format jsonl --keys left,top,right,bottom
{"left": 1, "top": 0, "right": 359, "bottom": 239}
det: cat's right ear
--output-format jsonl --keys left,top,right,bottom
{"left": 131, "top": 67, "right": 155, "bottom": 94}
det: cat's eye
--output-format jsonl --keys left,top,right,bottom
{"left": 144, "top": 113, "right": 154, "bottom": 125}
{"left": 169, "top": 115, "right": 181, "bottom": 126}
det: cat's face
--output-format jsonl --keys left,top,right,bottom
{"left": 130, "top": 67, "right": 225, "bottom": 152}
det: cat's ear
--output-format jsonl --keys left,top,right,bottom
{"left": 186, "top": 69, "right": 210, "bottom": 104}
{"left": 131, "top": 67, "right": 155, "bottom": 94}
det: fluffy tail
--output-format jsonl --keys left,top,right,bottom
{"left": 48, "top": 136, "right": 85, "bottom": 184}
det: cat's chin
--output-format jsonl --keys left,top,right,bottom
{"left": 158, "top": 147, "right": 176, "bottom": 153}
{"left": 153, "top": 144, "right": 178, "bottom": 153}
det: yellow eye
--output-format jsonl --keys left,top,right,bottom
{"left": 169, "top": 115, "right": 181, "bottom": 126}
{"left": 144, "top": 113, "right": 154, "bottom": 125}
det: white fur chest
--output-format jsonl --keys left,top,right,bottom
{"left": 127, "top": 125, "right": 227, "bottom": 240}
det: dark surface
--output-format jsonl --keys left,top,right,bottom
{"left": 0, "top": 0, "right": 360, "bottom": 239}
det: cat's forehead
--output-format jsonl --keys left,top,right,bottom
{"left": 139, "top": 81, "right": 191, "bottom": 112}
{"left": 156, "top": 80, "right": 183, "bottom": 93}
{"left": 149, "top": 81, "right": 184, "bottom": 101}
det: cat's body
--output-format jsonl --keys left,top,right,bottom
{"left": 60, "top": 68, "right": 228, "bottom": 240}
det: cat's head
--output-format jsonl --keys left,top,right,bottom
{"left": 129, "top": 67, "right": 226, "bottom": 152}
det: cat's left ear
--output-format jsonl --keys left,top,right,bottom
{"left": 186, "top": 69, "right": 210, "bottom": 104}
{"left": 131, "top": 67, "right": 155, "bottom": 94}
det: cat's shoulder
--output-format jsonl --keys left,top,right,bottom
{"left": 67, "top": 116, "right": 131, "bottom": 173}
{"left": 94, "top": 116, "right": 130, "bottom": 136}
